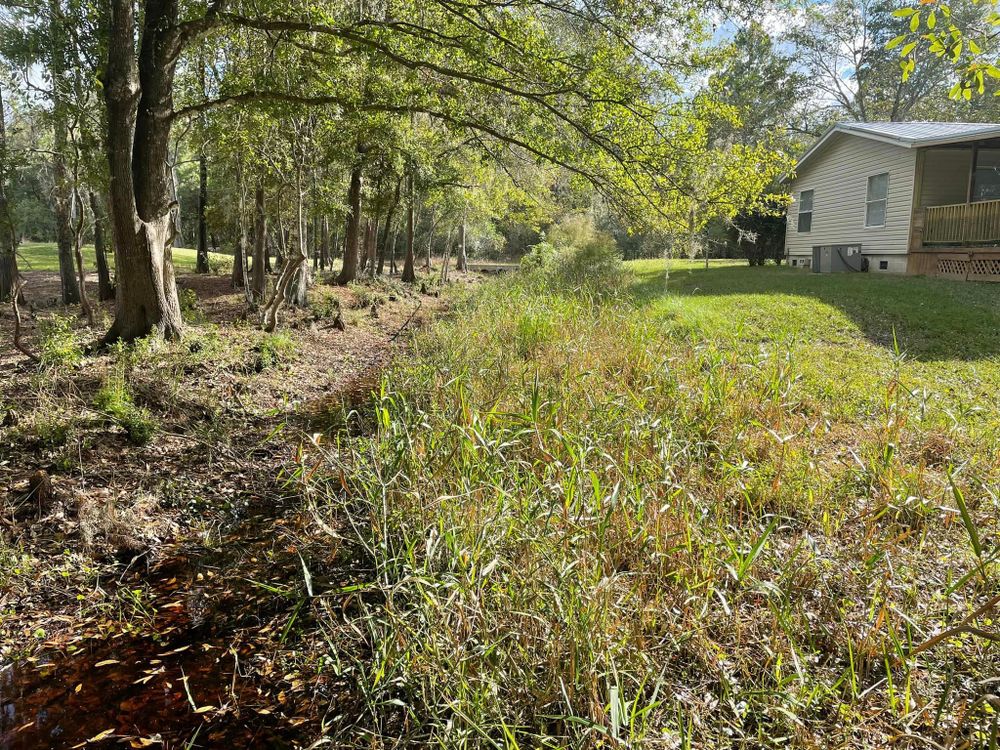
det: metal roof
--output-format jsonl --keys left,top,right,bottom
{"left": 792, "top": 121, "right": 1000, "bottom": 179}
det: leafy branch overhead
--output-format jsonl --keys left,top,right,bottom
{"left": 891, "top": 0, "right": 1000, "bottom": 98}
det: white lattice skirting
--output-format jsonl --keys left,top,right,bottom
{"left": 936, "top": 256, "right": 1000, "bottom": 279}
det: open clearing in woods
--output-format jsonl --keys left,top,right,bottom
{"left": 1, "top": 261, "right": 999, "bottom": 748}
{"left": 14, "top": 242, "right": 235, "bottom": 275}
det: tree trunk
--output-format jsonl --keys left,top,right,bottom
{"left": 401, "top": 173, "right": 416, "bottom": 283}
{"left": 312, "top": 215, "right": 320, "bottom": 271}
{"left": 377, "top": 177, "right": 401, "bottom": 276}
{"left": 457, "top": 215, "right": 468, "bottom": 272}
{"left": 231, "top": 234, "right": 246, "bottom": 288}
{"left": 424, "top": 212, "right": 438, "bottom": 271}
{"left": 0, "top": 84, "right": 21, "bottom": 303}
{"left": 89, "top": 191, "right": 115, "bottom": 301}
{"left": 389, "top": 227, "right": 399, "bottom": 275}
{"left": 101, "top": 0, "right": 185, "bottom": 343}
{"left": 290, "top": 169, "right": 310, "bottom": 306}
{"left": 251, "top": 184, "right": 267, "bottom": 301}
{"left": 320, "top": 216, "right": 329, "bottom": 271}
{"left": 195, "top": 55, "right": 209, "bottom": 273}
{"left": 72, "top": 188, "right": 95, "bottom": 325}
{"left": 366, "top": 217, "right": 378, "bottom": 279}
{"left": 50, "top": 0, "right": 80, "bottom": 305}
{"left": 196, "top": 151, "right": 210, "bottom": 273}
{"left": 274, "top": 222, "right": 286, "bottom": 268}
{"left": 337, "top": 162, "right": 363, "bottom": 285}
{"left": 440, "top": 226, "right": 453, "bottom": 283}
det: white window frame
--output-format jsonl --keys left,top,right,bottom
{"left": 797, "top": 189, "right": 814, "bottom": 233}
{"left": 865, "top": 173, "right": 889, "bottom": 228}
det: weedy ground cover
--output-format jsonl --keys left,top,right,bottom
{"left": 315, "top": 260, "right": 1000, "bottom": 748}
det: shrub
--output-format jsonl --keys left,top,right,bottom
{"left": 33, "top": 412, "right": 73, "bottom": 448}
{"left": 519, "top": 240, "right": 558, "bottom": 271}
{"left": 256, "top": 332, "right": 297, "bottom": 370}
{"left": 38, "top": 315, "right": 83, "bottom": 367}
{"left": 207, "top": 255, "right": 231, "bottom": 275}
{"left": 522, "top": 214, "right": 626, "bottom": 294}
{"left": 178, "top": 288, "right": 204, "bottom": 323}
{"left": 553, "top": 232, "right": 625, "bottom": 292}
{"left": 93, "top": 376, "right": 158, "bottom": 446}
{"left": 348, "top": 283, "right": 388, "bottom": 310}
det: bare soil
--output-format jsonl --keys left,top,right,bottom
{"left": 0, "top": 270, "right": 458, "bottom": 748}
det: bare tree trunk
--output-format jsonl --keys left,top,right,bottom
{"left": 290, "top": 169, "right": 310, "bottom": 306}
{"left": 389, "top": 227, "right": 399, "bottom": 275}
{"left": 231, "top": 234, "right": 246, "bottom": 288}
{"left": 196, "top": 152, "right": 210, "bottom": 273}
{"left": 312, "top": 215, "right": 320, "bottom": 271}
{"left": 89, "top": 191, "right": 115, "bottom": 301}
{"left": 251, "top": 184, "right": 267, "bottom": 301}
{"left": 440, "top": 226, "right": 454, "bottom": 283}
{"left": 337, "top": 162, "right": 363, "bottom": 285}
{"left": 50, "top": 0, "right": 80, "bottom": 305}
{"left": 195, "top": 57, "right": 209, "bottom": 274}
{"left": 401, "top": 173, "right": 416, "bottom": 283}
{"left": 457, "top": 214, "right": 468, "bottom": 272}
{"left": 274, "top": 222, "right": 286, "bottom": 268}
{"left": 424, "top": 212, "right": 437, "bottom": 272}
{"left": 320, "top": 216, "right": 329, "bottom": 271}
{"left": 101, "top": 0, "right": 186, "bottom": 343}
{"left": 261, "top": 207, "right": 307, "bottom": 332}
{"left": 377, "top": 177, "right": 401, "bottom": 276}
{"left": 366, "top": 217, "right": 378, "bottom": 279}
{"left": 72, "top": 187, "right": 95, "bottom": 325}
{"left": 0, "top": 84, "right": 21, "bottom": 303}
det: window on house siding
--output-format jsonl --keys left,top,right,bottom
{"left": 797, "top": 189, "right": 813, "bottom": 233}
{"left": 865, "top": 173, "right": 889, "bottom": 228}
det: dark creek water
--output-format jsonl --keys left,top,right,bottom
{"left": 0, "top": 508, "right": 318, "bottom": 749}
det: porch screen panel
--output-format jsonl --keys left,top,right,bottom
{"left": 973, "top": 149, "right": 1000, "bottom": 202}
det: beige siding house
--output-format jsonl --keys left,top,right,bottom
{"left": 785, "top": 122, "right": 1000, "bottom": 281}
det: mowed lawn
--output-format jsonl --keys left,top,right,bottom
{"left": 316, "top": 259, "right": 1000, "bottom": 747}
{"left": 633, "top": 259, "right": 1000, "bottom": 407}
{"left": 15, "top": 241, "right": 232, "bottom": 274}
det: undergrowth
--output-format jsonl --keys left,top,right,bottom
{"left": 312, "top": 264, "right": 1000, "bottom": 748}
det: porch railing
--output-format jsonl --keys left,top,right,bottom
{"left": 923, "top": 199, "right": 1000, "bottom": 245}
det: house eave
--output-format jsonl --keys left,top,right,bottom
{"left": 784, "top": 123, "right": 1000, "bottom": 185}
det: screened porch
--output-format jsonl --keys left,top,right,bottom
{"left": 918, "top": 142, "right": 1000, "bottom": 247}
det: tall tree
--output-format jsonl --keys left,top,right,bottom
{"left": 337, "top": 159, "right": 364, "bottom": 285}
{"left": 89, "top": 191, "right": 114, "bottom": 300}
{"left": 86, "top": 0, "right": 788, "bottom": 341}
{"left": 250, "top": 183, "right": 266, "bottom": 300}
{"left": 0, "top": 82, "right": 19, "bottom": 302}
{"left": 788, "top": 0, "right": 955, "bottom": 123}
{"left": 49, "top": 0, "right": 80, "bottom": 304}
{"left": 401, "top": 171, "right": 416, "bottom": 282}
{"left": 195, "top": 56, "right": 210, "bottom": 273}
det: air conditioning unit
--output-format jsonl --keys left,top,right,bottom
{"left": 811, "top": 244, "right": 868, "bottom": 273}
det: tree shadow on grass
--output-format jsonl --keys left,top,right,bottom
{"left": 630, "top": 264, "right": 1000, "bottom": 363}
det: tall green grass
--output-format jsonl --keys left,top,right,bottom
{"left": 313, "top": 264, "right": 1000, "bottom": 748}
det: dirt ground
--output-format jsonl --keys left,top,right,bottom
{"left": 0, "top": 269, "right": 460, "bottom": 748}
